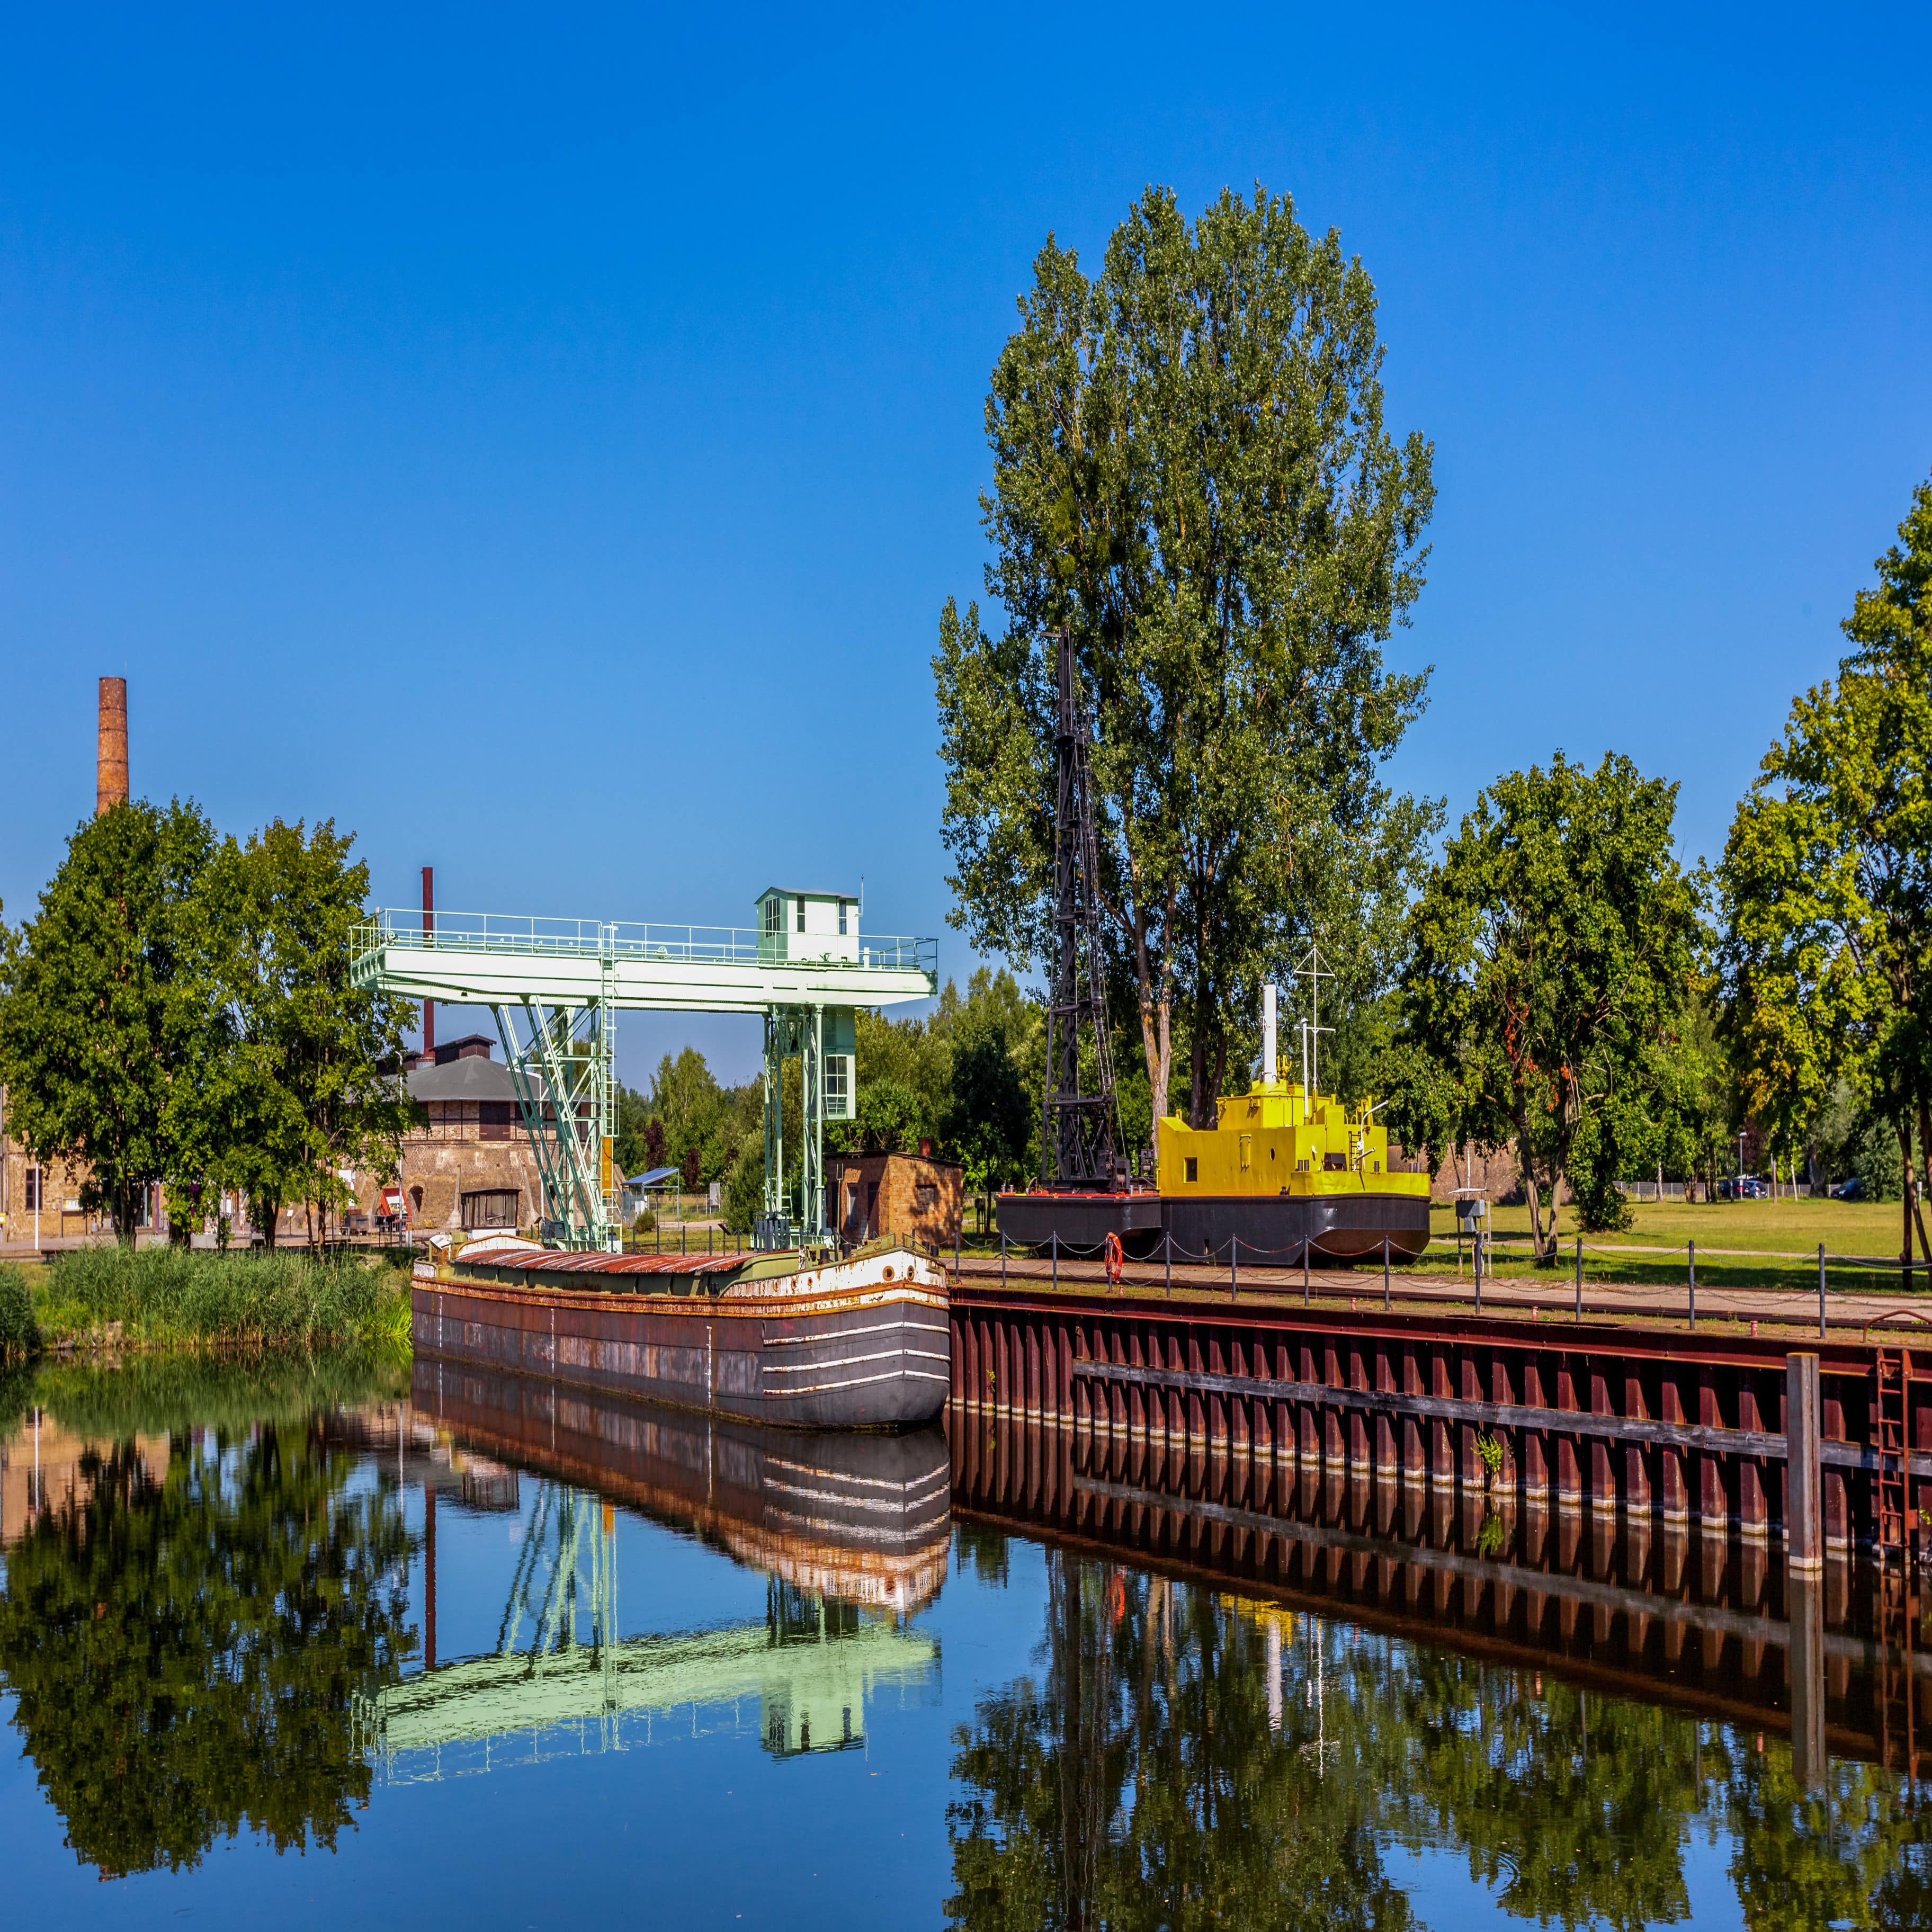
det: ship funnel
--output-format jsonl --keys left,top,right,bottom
{"left": 1262, "top": 982, "right": 1277, "bottom": 1084}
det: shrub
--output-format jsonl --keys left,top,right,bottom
{"left": 0, "top": 1263, "right": 38, "bottom": 1357}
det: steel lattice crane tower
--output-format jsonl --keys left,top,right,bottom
{"left": 1041, "top": 627, "right": 1123, "bottom": 1190}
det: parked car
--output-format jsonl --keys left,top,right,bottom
{"left": 1830, "top": 1176, "right": 1866, "bottom": 1201}
{"left": 1717, "top": 1175, "right": 1768, "bottom": 1201}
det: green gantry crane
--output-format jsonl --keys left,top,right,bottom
{"left": 351, "top": 887, "right": 935, "bottom": 1251}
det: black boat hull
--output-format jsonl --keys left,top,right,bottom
{"left": 997, "top": 1187, "right": 1430, "bottom": 1265}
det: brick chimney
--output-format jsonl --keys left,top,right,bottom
{"left": 421, "top": 864, "right": 435, "bottom": 1054}
{"left": 97, "top": 677, "right": 128, "bottom": 815}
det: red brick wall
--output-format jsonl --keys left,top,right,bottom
{"left": 833, "top": 1153, "right": 962, "bottom": 1250}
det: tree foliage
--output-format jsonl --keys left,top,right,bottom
{"left": 936, "top": 183, "right": 1436, "bottom": 1133}
{"left": 1394, "top": 752, "right": 1703, "bottom": 1250}
{"left": 1721, "top": 469, "right": 1932, "bottom": 1259}
{"left": 0, "top": 800, "right": 217, "bottom": 1238}
{"left": 0, "top": 1421, "right": 411, "bottom": 1876}
{"left": 184, "top": 820, "right": 414, "bottom": 1247}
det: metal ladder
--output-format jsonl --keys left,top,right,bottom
{"left": 1873, "top": 1347, "right": 1919, "bottom": 1784}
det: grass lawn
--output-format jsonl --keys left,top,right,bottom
{"left": 1421, "top": 1195, "right": 1924, "bottom": 1299}
{"left": 1439, "top": 1197, "right": 1912, "bottom": 1260}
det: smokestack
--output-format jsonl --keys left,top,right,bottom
{"left": 1262, "top": 982, "right": 1277, "bottom": 1084}
{"left": 96, "top": 677, "right": 128, "bottom": 816}
{"left": 421, "top": 865, "right": 435, "bottom": 1055}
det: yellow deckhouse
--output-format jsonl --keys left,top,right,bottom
{"left": 1157, "top": 1081, "right": 1423, "bottom": 1199}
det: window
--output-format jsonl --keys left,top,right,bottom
{"left": 23, "top": 1166, "right": 41, "bottom": 1212}
{"left": 461, "top": 1188, "right": 520, "bottom": 1229}
{"left": 1323, "top": 1152, "right": 1347, "bottom": 1171}
{"left": 866, "top": 1180, "right": 879, "bottom": 1232}
{"left": 914, "top": 1180, "right": 937, "bottom": 1210}
{"left": 838, "top": 902, "right": 848, "bottom": 936}
{"left": 796, "top": 896, "right": 806, "bottom": 933}
{"left": 824, "top": 1054, "right": 849, "bottom": 1116}
{"left": 1184, "top": 1157, "right": 1197, "bottom": 1184}
{"left": 480, "top": 1100, "right": 515, "bottom": 1141}
{"left": 762, "top": 897, "right": 780, "bottom": 935}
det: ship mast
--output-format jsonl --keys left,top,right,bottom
{"left": 1289, "top": 939, "right": 1335, "bottom": 1123}
{"left": 1041, "top": 627, "right": 1122, "bottom": 1189}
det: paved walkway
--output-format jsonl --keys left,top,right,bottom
{"left": 953, "top": 1253, "right": 1932, "bottom": 1336}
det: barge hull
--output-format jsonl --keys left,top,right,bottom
{"left": 413, "top": 1278, "right": 950, "bottom": 1429}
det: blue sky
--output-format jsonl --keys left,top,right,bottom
{"left": 2, "top": 4, "right": 1927, "bottom": 1086}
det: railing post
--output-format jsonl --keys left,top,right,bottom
{"left": 1786, "top": 1352, "right": 1823, "bottom": 1578}
{"left": 1001, "top": 1229, "right": 1007, "bottom": 1293}
{"left": 1474, "top": 1229, "right": 1482, "bottom": 1317}
{"left": 1687, "top": 1238, "right": 1696, "bottom": 1329}
{"left": 1302, "top": 1238, "right": 1310, "bottom": 1306}
{"left": 1382, "top": 1231, "right": 1390, "bottom": 1312}
{"left": 1051, "top": 1229, "right": 1058, "bottom": 1294}
{"left": 1165, "top": 1228, "right": 1171, "bottom": 1299}
{"left": 1818, "top": 1243, "right": 1827, "bottom": 1339}
{"left": 1574, "top": 1236, "right": 1582, "bottom": 1322}
{"left": 1230, "top": 1233, "right": 1238, "bottom": 1302}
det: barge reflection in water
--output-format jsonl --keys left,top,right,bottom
{"left": 3, "top": 1360, "right": 1932, "bottom": 1925}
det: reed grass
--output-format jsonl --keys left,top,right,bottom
{"left": 38, "top": 1245, "right": 413, "bottom": 1354}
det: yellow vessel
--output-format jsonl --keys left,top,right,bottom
{"left": 1156, "top": 1072, "right": 1430, "bottom": 1263}
{"left": 997, "top": 965, "right": 1431, "bottom": 1265}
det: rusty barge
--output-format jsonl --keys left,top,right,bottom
{"left": 412, "top": 1236, "right": 950, "bottom": 1429}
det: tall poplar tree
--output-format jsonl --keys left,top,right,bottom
{"left": 935, "top": 184, "right": 1436, "bottom": 1136}
{"left": 1721, "top": 470, "right": 1932, "bottom": 1263}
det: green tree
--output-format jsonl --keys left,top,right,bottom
{"left": 613, "top": 1080, "right": 654, "bottom": 1177}
{"left": 1721, "top": 470, "right": 1932, "bottom": 1264}
{"left": 0, "top": 800, "right": 217, "bottom": 1239}
{"left": 1394, "top": 752, "right": 1703, "bottom": 1254}
{"left": 0, "top": 1420, "right": 412, "bottom": 1876}
{"left": 944, "top": 968, "right": 1037, "bottom": 1209}
{"left": 186, "top": 820, "right": 414, "bottom": 1248}
{"left": 936, "top": 183, "right": 1436, "bottom": 1135}
{"left": 828, "top": 986, "right": 960, "bottom": 1158}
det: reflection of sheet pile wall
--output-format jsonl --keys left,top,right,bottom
{"left": 359, "top": 1620, "right": 940, "bottom": 1782}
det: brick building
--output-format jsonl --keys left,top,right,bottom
{"left": 832, "top": 1149, "right": 962, "bottom": 1251}
{"left": 0, "top": 1084, "right": 149, "bottom": 1248}
{"left": 365, "top": 1034, "right": 547, "bottom": 1233}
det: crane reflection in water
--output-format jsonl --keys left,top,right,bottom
{"left": 359, "top": 1474, "right": 941, "bottom": 1784}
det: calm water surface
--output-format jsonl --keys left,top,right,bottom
{"left": 2, "top": 1353, "right": 1929, "bottom": 1929}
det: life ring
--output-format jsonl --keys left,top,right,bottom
{"left": 1103, "top": 1230, "right": 1124, "bottom": 1287}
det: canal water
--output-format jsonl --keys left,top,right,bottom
{"left": 2, "top": 1353, "right": 1929, "bottom": 1929}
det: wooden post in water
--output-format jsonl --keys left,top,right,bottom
{"left": 1786, "top": 1352, "right": 1823, "bottom": 1578}
{"left": 1789, "top": 1570, "right": 1827, "bottom": 1792}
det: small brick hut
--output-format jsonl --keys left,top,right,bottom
{"left": 832, "top": 1147, "right": 962, "bottom": 1251}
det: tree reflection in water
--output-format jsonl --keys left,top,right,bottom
{"left": 0, "top": 1419, "right": 412, "bottom": 1877}
{"left": 947, "top": 1546, "right": 1932, "bottom": 1932}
